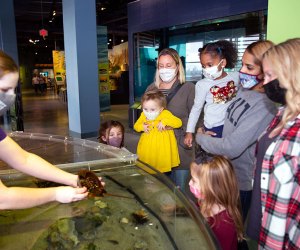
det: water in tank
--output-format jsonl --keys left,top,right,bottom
{"left": 0, "top": 132, "right": 217, "bottom": 250}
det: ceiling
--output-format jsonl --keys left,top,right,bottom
{"left": 13, "top": 0, "right": 134, "bottom": 62}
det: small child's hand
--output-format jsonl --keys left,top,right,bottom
{"left": 197, "top": 127, "right": 216, "bottom": 137}
{"left": 143, "top": 122, "right": 150, "bottom": 133}
{"left": 157, "top": 121, "right": 165, "bottom": 132}
{"left": 184, "top": 133, "right": 193, "bottom": 147}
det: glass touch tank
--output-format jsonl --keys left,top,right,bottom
{"left": 0, "top": 132, "right": 217, "bottom": 250}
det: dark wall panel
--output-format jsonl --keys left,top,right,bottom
{"left": 128, "top": 0, "right": 267, "bottom": 34}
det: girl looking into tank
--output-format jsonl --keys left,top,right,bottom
{"left": 189, "top": 155, "right": 244, "bottom": 250}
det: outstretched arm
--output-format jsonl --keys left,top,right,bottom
{"left": 0, "top": 180, "right": 87, "bottom": 209}
{"left": 0, "top": 136, "right": 78, "bottom": 187}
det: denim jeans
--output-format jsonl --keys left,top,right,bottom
{"left": 240, "top": 190, "right": 252, "bottom": 222}
{"left": 169, "top": 169, "right": 190, "bottom": 194}
{"left": 204, "top": 124, "right": 224, "bottom": 138}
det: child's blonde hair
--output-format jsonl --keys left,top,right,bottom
{"left": 191, "top": 155, "right": 243, "bottom": 240}
{"left": 142, "top": 90, "right": 167, "bottom": 109}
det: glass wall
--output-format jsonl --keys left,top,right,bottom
{"left": 133, "top": 32, "right": 160, "bottom": 99}
{"left": 133, "top": 11, "right": 267, "bottom": 102}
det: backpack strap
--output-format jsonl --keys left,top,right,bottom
{"left": 166, "top": 83, "right": 182, "bottom": 104}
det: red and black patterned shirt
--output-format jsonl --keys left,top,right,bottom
{"left": 259, "top": 108, "right": 300, "bottom": 250}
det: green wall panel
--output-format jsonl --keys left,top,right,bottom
{"left": 267, "top": 0, "right": 300, "bottom": 43}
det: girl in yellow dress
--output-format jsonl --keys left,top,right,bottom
{"left": 134, "top": 90, "right": 182, "bottom": 173}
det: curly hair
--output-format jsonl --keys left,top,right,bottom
{"left": 200, "top": 40, "right": 237, "bottom": 69}
{"left": 263, "top": 38, "right": 300, "bottom": 136}
{"left": 154, "top": 48, "right": 185, "bottom": 87}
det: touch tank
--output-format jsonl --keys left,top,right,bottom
{"left": 0, "top": 132, "right": 218, "bottom": 250}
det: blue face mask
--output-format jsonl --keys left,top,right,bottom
{"left": 239, "top": 71, "right": 260, "bottom": 89}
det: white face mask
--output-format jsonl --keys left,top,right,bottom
{"left": 202, "top": 59, "right": 224, "bottom": 80}
{"left": 143, "top": 110, "right": 160, "bottom": 120}
{"left": 159, "top": 68, "right": 177, "bottom": 83}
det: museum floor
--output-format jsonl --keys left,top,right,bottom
{"left": 21, "top": 88, "right": 140, "bottom": 153}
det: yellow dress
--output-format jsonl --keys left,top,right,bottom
{"left": 134, "top": 110, "right": 182, "bottom": 172}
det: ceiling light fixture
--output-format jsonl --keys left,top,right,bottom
{"left": 29, "top": 39, "right": 40, "bottom": 44}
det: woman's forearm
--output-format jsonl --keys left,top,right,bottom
{"left": 21, "top": 152, "right": 78, "bottom": 187}
{"left": 0, "top": 136, "right": 78, "bottom": 187}
{"left": 0, "top": 181, "right": 87, "bottom": 210}
{"left": 0, "top": 185, "right": 56, "bottom": 209}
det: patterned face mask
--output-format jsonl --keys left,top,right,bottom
{"left": 239, "top": 71, "right": 260, "bottom": 89}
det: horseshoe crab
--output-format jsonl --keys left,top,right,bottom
{"left": 78, "top": 170, "right": 107, "bottom": 197}
{"left": 77, "top": 170, "right": 132, "bottom": 199}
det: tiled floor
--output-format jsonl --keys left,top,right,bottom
{"left": 21, "top": 88, "right": 140, "bottom": 153}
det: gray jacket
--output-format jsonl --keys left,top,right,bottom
{"left": 196, "top": 88, "right": 277, "bottom": 190}
{"left": 146, "top": 80, "right": 195, "bottom": 169}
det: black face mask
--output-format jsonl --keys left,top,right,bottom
{"left": 263, "top": 79, "right": 286, "bottom": 105}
